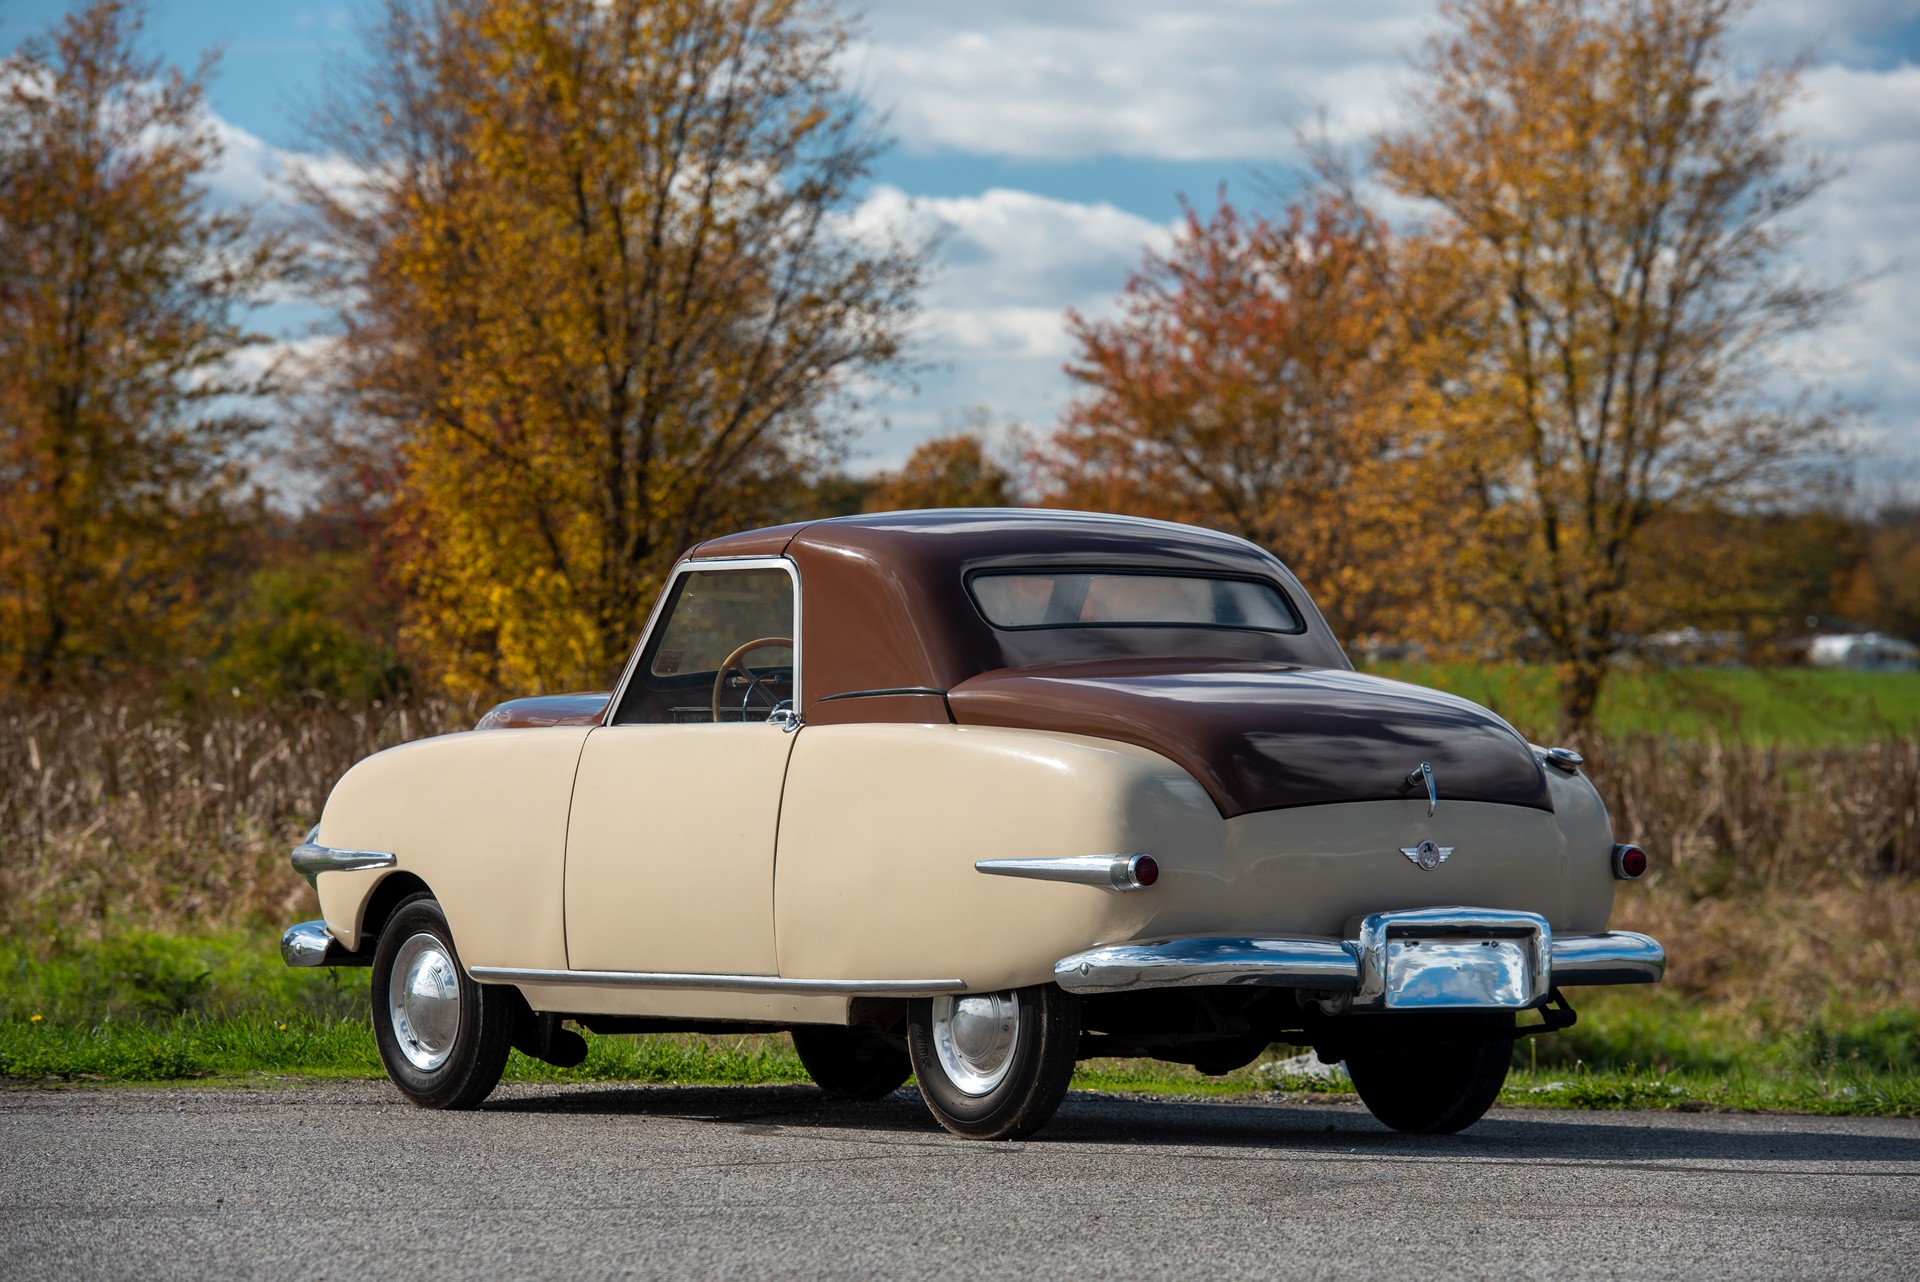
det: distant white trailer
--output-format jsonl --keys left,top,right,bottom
{"left": 1808, "top": 632, "right": 1920, "bottom": 672}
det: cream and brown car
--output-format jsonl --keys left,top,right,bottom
{"left": 281, "top": 509, "right": 1663, "bottom": 1138}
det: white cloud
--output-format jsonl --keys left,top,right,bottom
{"left": 201, "top": 111, "right": 363, "bottom": 212}
{"left": 848, "top": 186, "right": 1176, "bottom": 468}
{"left": 847, "top": 0, "right": 1430, "bottom": 161}
{"left": 1778, "top": 62, "right": 1920, "bottom": 457}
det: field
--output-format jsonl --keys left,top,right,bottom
{"left": 2, "top": 672, "right": 1917, "bottom": 1112}
{"left": 1374, "top": 664, "right": 1920, "bottom": 743}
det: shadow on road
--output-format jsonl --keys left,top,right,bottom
{"left": 483, "top": 1083, "right": 1920, "bottom": 1166}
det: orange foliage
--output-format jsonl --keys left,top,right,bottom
{"left": 1040, "top": 193, "right": 1455, "bottom": 642}
{"left": 865, "top": 434, "right": 1014, "bottom": 512}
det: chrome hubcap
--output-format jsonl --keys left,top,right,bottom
{"left": 388, "top": 932, "right": 461, "bottom": 1072}
{"left": 931, "top": 990, "right": 1020, "bottom": 1096}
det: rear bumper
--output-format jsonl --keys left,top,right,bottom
{"left": 1054, "top": 913, "right": 1663, "bottom": 1005}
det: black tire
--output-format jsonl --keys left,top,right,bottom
{"left": 370, "top": 892, "right": 514, "bottom": 1109}
{"left": 907, "top": 984, "right": 1079, "bottom": 1141}
{"left": 1344, "top": 1015, "right": 1514, "bottom": 1134}
{"left": 791, "top": 1026, "right": 912, "bottom": 1100}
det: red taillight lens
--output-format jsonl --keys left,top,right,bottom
{"left": 1131, "top": 854, "right": 1160, "bottom": 887}
{"left": 1613, "top": 843, "right": 1648, "bottom": 880}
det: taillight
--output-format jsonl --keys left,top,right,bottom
{"left": 1130, "top": 854, "right": 1160, "bottom": 888}
{"left": 1613, "top": 843, "right": 1648, "bottom": 880}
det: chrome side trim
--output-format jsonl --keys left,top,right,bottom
{"left": 290, "top": 828, "right": 396, "bottom": 887}
{"left": 468, "top": 966, "right": 966, "bottom": 997}
{"left": 281, "top": 919, "right": 344, "bottom": 967}
{"left": 1549, "top": 931, "right": 1666, "bottom": 985}
{"left": 1054, "top": 937, "right": 1360, "bottom": 994}
{"left": 975, "top": 854, "right": 1155, "bottom": 892}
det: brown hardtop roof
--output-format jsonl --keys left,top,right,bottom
{"left": 683, "top": 508, "right": 1351, "bottom": 725}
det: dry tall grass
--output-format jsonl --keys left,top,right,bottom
{"left": 3, "top": 697, "right": 1916, "bottom": 1021}
{"left": 1589, "top": 736, "right": 1920, "bottom": 1022}
{"left": 1, "top": 698, "right": 477, "bottom": 937}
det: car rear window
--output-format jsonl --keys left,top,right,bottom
{"left": 968, "top": 571, "right": 1304, "bottom": 633}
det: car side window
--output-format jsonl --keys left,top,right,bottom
{"left": 611, "top": 567, "right": 796, "bottom": 725}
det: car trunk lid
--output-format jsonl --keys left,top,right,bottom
{"left": 946, "top": 659, "right": 1551, "bottom": 819}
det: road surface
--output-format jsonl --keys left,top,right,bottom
{"left": 3, "top": 1081, "right": 1917, "bottom": 1280}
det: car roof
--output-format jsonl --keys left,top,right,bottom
{"left": 681, "top": 508, "right": 1351, "bottom": 719}
{"left": 691, "top": 507, "right": 1278, "bottom": 566}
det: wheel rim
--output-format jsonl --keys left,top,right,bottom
{"left": 930, "top": 990, "right": 1020, "bottom": 1096}
{"left": 388, "top": 932, "right": 461, "bottom": 1072}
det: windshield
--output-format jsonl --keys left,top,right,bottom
{"left": 968, "top": 570, "right": 1304, "bottom": 633}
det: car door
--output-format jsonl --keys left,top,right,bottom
{"left": 563, "top": 559, "right": 800, "bottom": 975}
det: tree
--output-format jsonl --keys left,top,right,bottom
{"left": 1041, "top": 193, "right": 1441, "bottom": 640}
{"left": 0, "top": 1, "right": 289, "bottom": 691}
{"left": 865, "top": 433, "right": 1014, "bottom": 511}
{"left": 1841, "top": 506, "right": 1920, "bottom": 644}
{"left": 1375, "top": 0, "right": 1841, "bottom": 735}
{"left": 305, "top": 0, "right": 922, "bottom": 696}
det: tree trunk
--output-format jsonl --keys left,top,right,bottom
{"left": 1555, "top": 658, "right": 1605, "bottom": 746}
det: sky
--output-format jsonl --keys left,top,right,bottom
{"left": 6, "top": 0, "right": 1919, "bottom": 480}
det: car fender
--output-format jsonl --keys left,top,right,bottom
{"left": 314, "top": 727, "right": 592, "bottom": 969}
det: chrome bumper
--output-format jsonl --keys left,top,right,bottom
{"left": 1054, "top": 909, "right": 1664, "bottom": 1008}
{"left": 280, "top": 919, "right": 367, "bottom": 968}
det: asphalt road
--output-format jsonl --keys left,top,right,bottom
{"left": 3, "top": 1081, "right": 1917, "bottom": 1281}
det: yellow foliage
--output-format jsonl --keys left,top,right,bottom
{"left": 303, "top": 0, "right": 920, "bottom": 695}
{"left": 1375, "top": 0, "right": 1841, "bottom": 731}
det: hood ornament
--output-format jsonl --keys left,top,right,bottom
{"left": 1406, "top": 762, "right": 1436, "bottom": 816}
{"left": 1401, "top": 839, "right": 1454, "bottom": 871}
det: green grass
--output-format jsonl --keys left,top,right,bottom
{"left": 0, "top": 1013, "right": 807, "bottom": 1086}
{"left": 4, "top": 930, "right": 1912, "bottom": 1116}
{"left": 1364, "top": 663, "right": 1920, "bottom": 743}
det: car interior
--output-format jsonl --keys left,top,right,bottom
{"left": 609, "top": 567, "right": 795, "bottom": 725}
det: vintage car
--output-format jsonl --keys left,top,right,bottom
{"left": 280, "top": 509, "right": 1663, "bottom": 1138}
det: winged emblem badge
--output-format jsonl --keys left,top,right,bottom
{"left": 1400, "top": 838, "right": 1454, "bottom": 871}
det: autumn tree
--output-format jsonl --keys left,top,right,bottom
{"left": 1042, "top": 194, "right": 1440, "bottom": 640}
{"left": 0, "top": 1, "right": 289, "bottom": 691}
{"left": 1376, "top": 0, "right": 1841, "bottom": 735}
{"left": 305, "top": 0, "right": 922, "bottom": 695}
{"left": 865, "top": 433, "right": 1014, "bottom": 511}
{"left": 1841, "top": 506, "right": 1920, "bottom": 644}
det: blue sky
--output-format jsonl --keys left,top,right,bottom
{"left": 8, "top": 0, "right": 1919, "bottom": 480}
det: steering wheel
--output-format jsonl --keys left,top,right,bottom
{"left": 709, "top": 636, "right": 794, "bottom": 723}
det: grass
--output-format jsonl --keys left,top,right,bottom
{"left": 0, "top": 1014, "right": 809, "bottom": 1086}
{"left": 1368, "top": 663, "right": 1920, "bottom": 743}
{"left": 3, "top": 933, "right": 1912, "bottom": 1117}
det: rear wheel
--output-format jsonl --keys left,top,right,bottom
{"left": 791, "top": 1026, "right": 912, "bottom": 1100}
{"left": 370, "top": 892, "right": 514, "bottom": 1109}
{"left": 906, "top": 984, "right": 1079, "bottom": 1140}
{"left": 1344, "top": 1014, "right": 1514, "bottom": 1134}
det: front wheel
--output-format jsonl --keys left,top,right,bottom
{"left": 1344, "top": 1014, "right": 1514, "bottom": 1134}
{"left": 370, "top": 892, "right": 514, "bottom": 1109}
{"left": 906, "top": 984, "right": 1079, "bottom": 1140}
